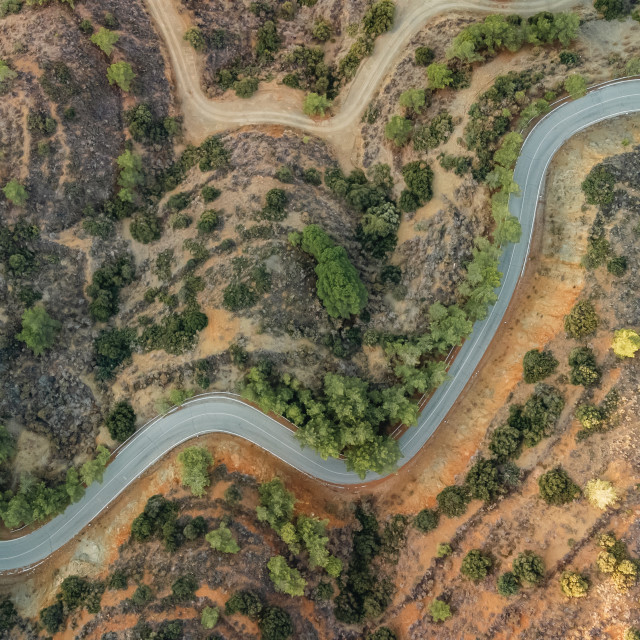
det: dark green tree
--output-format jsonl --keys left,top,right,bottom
{"left": 523, "top": 349, "right": 558, "bottom": 383}
{"left": 105, "top": 401, "right": 136, "bottom": 442}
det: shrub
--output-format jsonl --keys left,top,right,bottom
{"left": 413, "top": 112, "right": 454, "bottom": 151}
{"left": 79, "top": 19, "right": 94, "bottom": 34}
{"left": 559, "top": 50, "right": 580, "bottom": 67}
{"left": 303, "top": 92, "right": 331, "bottom": 116}
{"left": 17, "top": 305, "right": 61, "bottom": 355}
{"left": 367, "top": 628, "right": 397, "bottom": 640}
{"left": 40, "top": 601, "right": 64, "bottom": 634}
{"left": 197, "top": 209, "right": 220, "bottom": 233}
{"left": 426, "top": 62, "right": 453, "bottom": 89}
{"left": 538, "top": 467, "right": 580, "bottom": 505}
{"left": 170, "top": 213, "right": 191, "bottom": 230}
{"left": 560, "top": 571, "right": 589, "bottom": 597}
{"left": 497, "top": 571, "right": 521, "bottom": 596}
{"left": 607, "top": 255, "right": 627, "bottom": 276}
{"left": 436, "top": 485, "right": 470, "bottom": 518}
{"left": 581, "top": 165, "right": 615, "bottom": 206}
{"left": 415, "top": 46, "right": 435, "bottom": 66}
{"left": 489, "top": 423, "right": 522, "bottom": 460}
{"left": 461, "top": 549, "right": 493, "bottom": 582}
{"left": 267, "top": 556, "right": 306, "bottom": 596}
{"left": 108, "top": 570, "right": 128, "bottom": 590}
{"left": 105, "top": 401, "right": 136, "bottom": 442}
{"left": 225, "top": 591, "right": 263, "bottom": 619}
{"left": 523, "top": 349, "right": 558, "bottom": 383}
{"left": 429, "top": 598, "right": 451, "bottom": 622}
{"left": 223, "top": 283, "right": 257, "bottom": 311}
{"left": 171, "top": 575, "right": 198, "bottom": 601}
{"left": 402, "top": 161, "right": 433, "bottom": 204}
{"left": 612, "top": 328, "right": 640, "bottom": 358}
{"left": 202, "top": 185, "right": 221, "bottom": 202}
{"left": 564, "top": 300, "right": 598, "bottom": 339}
{"left": 584, "top": 478, "right": 619, "bottom": 510}
{"left": 436, "top": 543, "right": 452, "bottom": 557}
{"left": 234, "top": 76, "right": 259, "bottom": 98}
{"left": 594, "top": 0, "right": 626, "bottom": 20}
{"left": 312, "top": 18, "right": 332, "bottom": 41}
{"left": 398, "top": 88, "right": 426, "bottom": 114}
{"left": 130, "top": 212, "right": 162, "bottom": 244}
{"left": 564, "top": 73, "right": 587, "bottom": 99}
{"left": 167, "top": 192, "right": 190, "bottom": 211}
{"left": 413, "top": 508, "right": 439, "bottom": 533}
{"left": 512, "top": 550, "right": 545, "bottom": 585}
{"left": 568, "top": 347, "right": 600, "bottom": 386}
{"left": 303, "top": 167, "right": 322, "bottom": 185}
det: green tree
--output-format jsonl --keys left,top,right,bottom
{"left": 594, "top": 0, "right": 625, "bottom": 20}
{"left": 612, "top": 328, "right": 640, "bottom": 358}
{"left": 399, "top": 88, "right": 426, "bottom": 114}
{"left": 206, "top": 523, "right": 240, "bottom": 553}
{"left": 538, "top": 467, "right": 580, "bottom": 505}
{"left": 256, "top": 478, "right": 295, "bottom": 532}
{"left": 564, "top": 73, "right": 587, "bottom": 99}
{"left": 465, "top": 457, "right": 502, "bottom": 502}
{"left": 201, "top": 605, "right": 219, "bottom": 629}
{"left": 16, "top": 306, "right": 61, "bottom": 356}
{"left": 522, "top": 349, "right": 558, "bottom": 383}
{"left": 267, "top": 556, "right": 306, "bottom": 596}
{"left": 512, "top": 550, "right": 545, "bottom": 585}
{"left": 402, "top": 161, "right": 433, "bottom": 204}
{"left": 234, "top": 76, "right": 259, "bottom": 98}
{"left": 384, "top": 115, "right": 412, "bottom": 146}
{"left": 171, "top": 575, "right": 198, "bottom": 601}
{"left": 80, "top": 445, "right": 111, "bottom": 486}
{"left": 65, "top": 468, "right": 85, "bottom": 503}
{"left": 40, "top": 601, "right": 64, "bottom": 634}
{"left": 2, "top": 179, "right": 28, "bottom": 206}
{"left": 303, "top": 92, "right": 332, "bottom": 116}
{"left": 0, "top": 59, "right": 17, "bottom": 84}
{"left": 105, "top": 401, "right": 136, "bottom": 442}
{"left": 497, "top": 571, "right": 521, "bottom": 596}
{"left": 312, "top": 18, "right": 332, "bottom": 41}
{"left": 225, "top": 590, "right": 263, "bottom": 619}
{"left": 461, "top": 549, "right": 493, "bottom": 582}
{"left": 581, "top": 165, "right": 615, "bottom": 206}
{"left": 426, "top": 62, "right": 453, "bottom": 89}
{"left": 107, "top": 61, "right": 135, "bottom": 92}
{"left": 568, "top": 346, "right": 600, "bottom": 386}
{"left": 0, "top": 598, "right": 17, "bottom": 633}
{"left": 367, "top": 628, "right": 397, "bottom": 640}
{"left": 90, "top": 27, "right": 119, "bottom": 55}
{"left": 564, "top": 300, "right": 598, "bottom": 339}
{"left": 414, "top": 509, "right": 439, "bottom": 534}
{"left": 177, "top": 446, "right": 213, "bottom": 497}
{"left": 429, "top": 598, "right": 452, "bottom": 622}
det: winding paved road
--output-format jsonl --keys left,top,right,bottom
{"left": 1, "top": 80, "right": 639, "bottom": 572}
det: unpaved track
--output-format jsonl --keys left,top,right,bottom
{"left": 145, "top": 0, "right": 582, "bottom": 155}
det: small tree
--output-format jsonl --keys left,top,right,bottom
{"left": 460, "top": 549, "right": 493, "bottom": 582}
{"left": 107, "top": 61, "right": 135, "bottom": 92}
{"left": 17, "top": 306, "right": 61, "bottom": 356}
{"left": 426, "top": 62, "right": 453, "bottom": 89}
{"left": 560, "top": 571, "right": 589, "bottom": 597}
{"left": 80, "top": 445, "right": 111, "bottom": 486}
{"left": 206, "top": 523, "right": 240, "bottom": 553}
{"left": 0, "top": 426, "right": 16, "bottom": 465}
{"left": 429, "top": 598, "right": 451, "bottom": 622}
{"left": 367, "top": 627, "right": 397, "bottom": 640}
{"left": 257, "top": 478, "right": 296, "bottom": 532}
{"left": 612, "top": 329, "right": 640, "bottom": 358}
{"left": 312, "top": 18, "right": 332, "bottom": 41}
{"left": 201, "top": 606, "right": 219, "bottom": 629}
{"left": 398, "top": 88, "right": 426, "bottom": 114}
{"left": 267, "top": 556, "right": 306, "bottom": 596}
{"left": 512, "top": 550, "right": 545, "bottom": 585}
{"left": 234, "top": 76, "right": 259, "bottom": 98}
{"left": 0, "top": 59, "right": 17, "bottom": 84}
{"left": 584, "top": 478, "right": 619, "bottom": 510}
{"left": 538, "top": 467, "right": 580, "bottom": 505}
{"left": 171, "top": 575, "right": 198, "bottom": 601}
{"left": 436, "top": 485, "right": 470, "bottom": 518}
{"left": 384, "top": 115, "right": 412, "bottom": 146}
{"left": 522, "top": 349, "right": 558, "bottom": 383}
{"left": 415, "top": 46, "right": 435, "bottom": 66}
{"left": 564, "top": 73, "right": 587, "bottom": 99}
{"left": 303, "top": 92, "right": 332, "bottom": 116}
{"left": 258, "top": 606, "right": 293, "bottom": 640}
{"left": 362, "top": 0, "right": 395, "bottom": 37}
{"left": 105, "top": 401, "right": 136, "bottom": 442}
{"left": 177, "top": 446, "right": 213, "bottom": 497}
{"left": 497, "top": 571, "right": 521, "bottom": 596}
{"left": 90, "top": 28, "right": 119, "bottom": 55}
{"left": 2, "top": 179, "right": 28, "bottom": 206}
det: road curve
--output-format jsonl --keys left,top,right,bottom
{"left": 1, "top": 80, "right": 639, "bottom": 572}
{"left": 145, "top": 0, "right": 580, "bottom": 142}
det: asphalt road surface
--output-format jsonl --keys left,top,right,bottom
{"left": 2, "top": 80, "right": 639, "bottom": 572}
